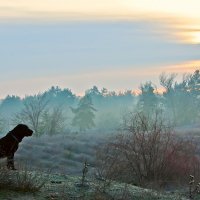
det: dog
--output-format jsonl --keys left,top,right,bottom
{"left": 0, "top": 124, "right": 33, "bottom": 170}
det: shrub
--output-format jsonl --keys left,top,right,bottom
{"left": 96, "top": 111, "right": 200, "bottom": 187}
{"left": 0, "top": 166, "right": 46, "bottom": 192}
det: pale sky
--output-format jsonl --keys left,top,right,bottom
{"left": 0, "top": 0, "right": 200, "bottom": 98}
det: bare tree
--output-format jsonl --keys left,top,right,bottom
{"left": 13, "top": 94, "right": 49, "bottom": 136}
{"left": 96, "top": 111, "right": 200, "bottom": 187}
{"left": 159, "top": 73, "right": 177, "bottom": 93}
{"left": 41, "top": 106, "right": 66, "bottom": 135}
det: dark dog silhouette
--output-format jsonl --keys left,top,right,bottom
{"left": 0, "top": 124, "right": 33, "bottom": 170}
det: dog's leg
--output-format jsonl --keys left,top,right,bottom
{"left": 7, "top": 154, "right": 16, "bottom": 170}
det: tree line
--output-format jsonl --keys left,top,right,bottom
{"left": 0, "top": 70, "right": 199, "bottom": 135}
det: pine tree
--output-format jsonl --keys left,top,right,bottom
{"left": 71, "top": 95, "right": 96, "bottom": 132}
{"left": 138, "top": 81, "right": 158, "bottom": 114}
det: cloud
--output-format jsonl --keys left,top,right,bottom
{"left": 0, "top": 0, "right": 131, "bottom": 21}
{"left": 0, "top": 21, "right": 199, "bottom": 73}
{"left": 1, "top": 0, "right": 200, "bottom": 21}
{"left": 1, "top": 1, "right": 200, "bottom": 45}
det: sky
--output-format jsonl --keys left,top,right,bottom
{"left": 0, "top": 0, "right": 200, "bottom": 98}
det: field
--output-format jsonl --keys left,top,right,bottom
{"left": 0, "top": 128, "right": 200, "bottom": 199}
{"left": 0, "top": 131, "right": 112, "bottom": 175}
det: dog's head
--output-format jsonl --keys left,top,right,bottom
{"left": 13, "top": 124, "right": 33, "bottom": 137}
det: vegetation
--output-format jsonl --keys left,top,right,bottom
{"left": 0, "top": 70, "right": 200, "bottom": 134}
{"left": 41, "top": 107, "right": 66, "bottom": 135}
{"left": 96, "top": 111, "right": 200, "bottom": 188}
{"left": 0, "top": 69, "right": 200, "bottom": 199}
{"left": 71, "top": 94, "right": 96, "bottom": 132}
{"left": 0, "top": 168, "right": 189, "bottom": 200}
{"left": 159, "top": 70, "right": 200, "bottom": 125}
{"left": 138, "top": 81, "right": 158, "bottom": 114}
{"left": 0, "top": 166, "right": 45, "bottom": 192}
{"left": 13, "top": 94, "right": 49, "bottom": 136}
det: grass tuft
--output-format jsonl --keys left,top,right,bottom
{"left": 0, "top": 166, "right": 46, "bottom": 193}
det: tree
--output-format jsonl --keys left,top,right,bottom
{"left": 41, "top": 107, "right": 66, "bottom": 135}
{"left": 0, "top": 116, "right": 6, "bottom": 133}
{"left": 0, "top": 95, "right": 23, "bottom": 118}
{"left": 138, "top": 81, "right": 159, "bottom": 114}
{"left": 85, "top": 86, "right": 103, "bottom": 106}
{"left": 13, "top": 94, "right": 49, "bottom": 136}
{"left": 159, "top": 73, "right": 178, "bottom": 122}
{"left": 44, "top": 86, "right": 76, "bottom": 107}
{"left": 160, "top": 71, "right": 200, "bottom": 125}
{"left": 187, "top": 70, "right": 200, "bottom": 95}
{"left": 159, "top": 73, "right": 177, "bottom": 93}
{"left": 71, "top": 95, "right": 96, "bottom": 132}
{"left": 101, "top": 87, "right": 108, "bottom": 97}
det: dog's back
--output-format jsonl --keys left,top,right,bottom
{"left": 0, "top": 133, "right": 18, "bottom": 158}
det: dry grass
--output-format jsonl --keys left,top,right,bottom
{"left": 6, "top": 132, "right": 106, "bottom": 175}
{"left": 0, "top": 166, "right": 46, "bottom": 192}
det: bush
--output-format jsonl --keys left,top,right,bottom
{"left": 0, "top": 166, "right": 46, "bottom": 192}
{"left": 96, "top": 111, "right": 200, "bottom": 187}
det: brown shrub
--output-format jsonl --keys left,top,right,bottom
{"left": 96, "top": 111, "right": 200, "bottom": 187}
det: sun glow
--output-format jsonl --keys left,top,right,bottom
{"left": 178, "top": 29, "right": 200, "bottom": 44}
{"left": 190, "top": 31, "right": 200, "bottom": 44}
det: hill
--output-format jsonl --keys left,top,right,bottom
{"left": 0, "top": 170, "right": 189, "bottom": 200}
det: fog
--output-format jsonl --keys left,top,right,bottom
{"left": 0, "top": 69, "right": 199, "bottom": 134}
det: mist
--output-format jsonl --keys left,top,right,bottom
{"left": 0, "top": 69, "right": 199, "bottom": 134}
